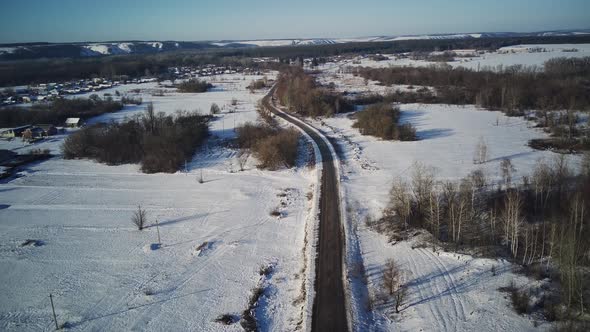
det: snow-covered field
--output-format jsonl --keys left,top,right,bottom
{"left": 0, "top": 74, "right": 316, "bottom": 331}
{"left": 319, "top": 103, "right": 580, "bottom": 227}
{"left": 320, "top": 43, "right": 590, "bottom": 72}
{"left": 313, "top": 103, "right": 580, "bottom": 331}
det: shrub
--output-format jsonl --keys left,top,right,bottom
{"left": 353, "top": 103, "right": 416, "bottom": 141}
{"left": 210, "top": 103, "right": 220, "bottom": 115}
{"left": 176, "top": 79, "right": 212, "bottom": 93}
{"left": 248, "top": 79, "right": 267, "bottom": 91}
{"left": 121, "top": 96, "right": 143, "bottom": 105}
{"left": 398, "top": 123, "right": 417, "bottom": 141}
{"left": 253, "top": 129, "right": 299, "bottom": 170}
{"left": 511, "top": 288, "right": 531, "bottom": 315}
{"left": 235, "top": 122, "right": 299, "bottom": 170}
{"left": 215, "top": 314, "right": 237, "bottom": 325}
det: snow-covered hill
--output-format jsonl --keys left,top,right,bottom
{"left": 1, "top": 29, "right": 588, "bottom": 60}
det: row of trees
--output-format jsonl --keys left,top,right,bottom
{"left": 352, "top": 103, "right": 417, "bottom": 141}
{"left": 376, "top": 154, "right": 590, "bottom": 319}
{"left": 62, "top": 103, "right": 210, "bottom": 173}
{"left": 352, "top": 57, "right": 590, "bottom": 114}
{"left": 0, "top": 95, "right": 123, "bottom": 127}
{"left": 275, "top": 67, "right": 352, "bottom": 117}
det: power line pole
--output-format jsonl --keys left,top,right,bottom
{"left": 155, "top": 220, "right": 161, "bottom": 245}
{"left": 49, "top": 293, "right": 59, "bottom": 330}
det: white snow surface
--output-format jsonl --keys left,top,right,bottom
{"left": 0, "top": 74, "right": 316, "bottom": 331}
{"left": 324, "top": 44, "right": 590, "bottom": 72}
{"left": 312, "top": 102, "right": 581, "bottom": 331}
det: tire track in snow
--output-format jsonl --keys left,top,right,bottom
{"left": 422, "top": 248, "right": 468, "bottom": 324}
{"left": 410, "top": 247, "right": 449, "bottom": 331}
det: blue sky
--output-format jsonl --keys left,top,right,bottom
{"left": 0, "top": 0, "right": 588, "bottom": 43}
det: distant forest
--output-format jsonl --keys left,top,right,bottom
{"left": 2, "top": 35, "right": 590, "bottom": 87}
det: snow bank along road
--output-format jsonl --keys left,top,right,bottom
{"left": 263, "top": 88, "right": 349, "bottom": 331}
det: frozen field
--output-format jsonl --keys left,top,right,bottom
{"left": 320, "top": 43, "right": 590, "bottom": 72}
{"left": 0, "top": 74, "right": 316, "bottom": 331}
{"left": 314, "top": 103, "right": 580, "bottom": 331}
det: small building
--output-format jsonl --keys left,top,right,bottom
{"left": 65, "top": 118, "right": 82, "bottom": 128}
{"left": 37, "top": 124, "right": 58, "bottom": 136}
{"left": 0, "top": 125, "right": 32, "bottom": 138}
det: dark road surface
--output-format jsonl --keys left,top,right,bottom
{"left": 263, "top": 88, "right": 349, "bottom": 332}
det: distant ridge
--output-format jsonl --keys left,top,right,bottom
{"left": 1, "top": 29, "right": 588, "bottom": 60}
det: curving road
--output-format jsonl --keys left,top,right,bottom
{"left": 262, "top": 87, "right": 349, "bottom": 332}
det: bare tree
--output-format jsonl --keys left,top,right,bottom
{"left": 468, "top": 168, "right": 488, "bottom": 190}
{"left": 382, "top": 258, "right": 401, "bottom": 296}
{"left": 502, "top": 191, "right": 523, "bottom": 259}
{"left": 382, "top": 258, "right": 410, "bottom": 313}
{"left": 443, "top": 181, "right": 467, "bottom": 243}
{"left": 394, "top": 284, "right": 409, "bottom": 313}
{"left": 582, "top": 152, "right": 590, "bottom": 177}
{"left": 552, "top": 154, "right": 571, "bottom": 196}
{"left": 387, "top": 178, "right": 412, "bottom": 231}
{"left": 500, "top": 158, "right": 516, "bottom": 188}
{"left": 411, "top": 162, "right": 436, "bottom": 221}
{"left": 132, "top": 204, "right": 147, "bottom": 230}
{"left": 473, "top": 137, "right": 489, "bottom": 164}
{"left": 238, "top": 152, "right": 249, "bottom": 171}
{"left": 427, "top": 188, "right": 442, "bottom": 239}
{"left": 21, "top": 129, "right": 33, "bottom": 142}
{"left": 144, "top": 102, "right": 156, "bottom": 134}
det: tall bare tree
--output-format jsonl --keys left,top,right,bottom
{"left": 132, "top": 204, "right": 148, "bottom": 230}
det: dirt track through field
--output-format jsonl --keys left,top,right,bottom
{"left": 263, "top": 88, "right": 349, "bottom": 332}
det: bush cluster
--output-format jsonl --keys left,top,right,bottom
{"left": 352, "top": 103, "right": 416, "bottom": 141}
{"left": 121, "top": 96, "right": 143, "bottom": 105}
{"left": 275, "top": 67, "right": 352, "bottom": 117}
{"left": 176, "top": 79, "right": 212, "bottom": 93}
{"left": 62, "top": 105, "right": 209, "bottom": 173}
{"left": 353, "top": 57, "right": 590, "bottom": 113}
{"left": 236, "top": 122, "right": 299, "bottom": 170}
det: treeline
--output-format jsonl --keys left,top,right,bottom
{"left": 374, "top": 155, "right": 590, "bottom": 321}
{"left": 0, "top": 95, "right": 123, "bottom": 127}
{"left": 352, "top": 103, "right": 416, "bottom": 140}
{"left": 275, "top": 67, "right": 352, "bottom": 117}
{"left": 62, "top": 104, "right": 209, "bottom": 173}
{"left": 353, "top": 57, "right": 590, "bottom": 114}
{"left": 3, "top": 35, "right": 590, "bottom": 87}
{"left": 176, "top": 79, "right": 212, "bottom": 93}
{"left": 223, "top": 35, "right": 590, "bottom": 61}
{"left": 235, "top": 122, "right": 299, "bottom": 170}
{"left": 0, "top": 53, "right": 260, "bottom": 87}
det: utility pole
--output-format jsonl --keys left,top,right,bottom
{"left": 155, "top": 220, "right": 161, "bottom": 245}
{"left": 49, "top": 294, "right": 59, "bottom": 330}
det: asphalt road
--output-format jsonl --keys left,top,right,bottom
{"left": 263, "top": 88, "right": 349, "bottom": 332}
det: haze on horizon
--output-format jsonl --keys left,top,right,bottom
{"left": 0, "top": 0, "right": 588, "bottom": 44}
